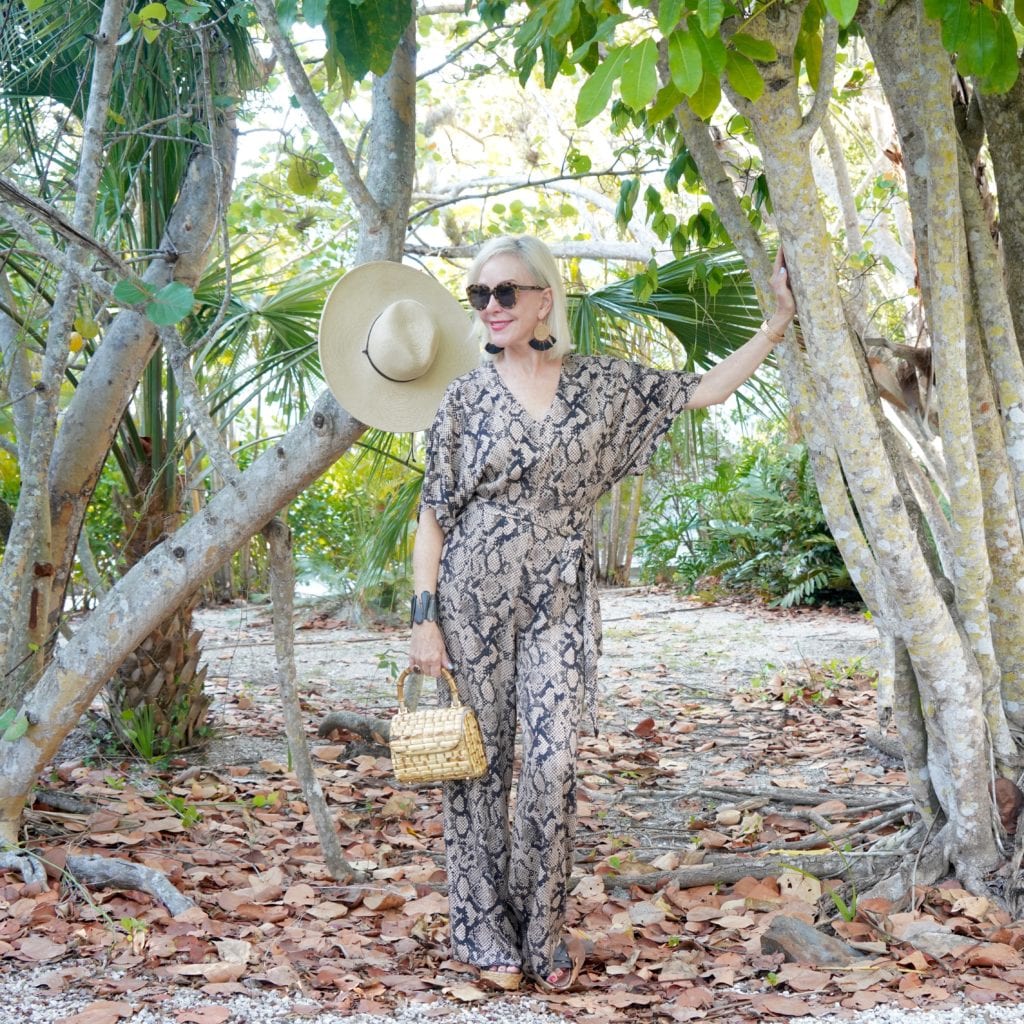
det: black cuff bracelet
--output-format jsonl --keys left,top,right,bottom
{"left": 410, "top": 590, "right": 437, "bottom": 627}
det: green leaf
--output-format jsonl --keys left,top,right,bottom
{"left": 688, "top": 71, "right": 722, "bottom": 120}
{"left": 324, "top": 0, "right": 415, "bottom": 81}
{"left": 620, "top": 38, "right": 659, "bottom": 111}
{"left": 668, "top": 28, "right": 703, "bottom": 95}
{"left": 113, "top": 279, "right": 154, "bottom": 306}
{"left": 138, "top": 2, "right": 168, "bottom": 21}
{"left": 649, "top": 81, "right": 684, "bottom": 123}
{"left": 725, "top": 51, "right": 764, "bottom": 102}
{"left": 977, "top": 13, "right": 1020, "bottom": 93}
{"left": 276, "top": 0, "right": 299, "bottom": 30}
{"left": 1017, "top": 0, "right": 1024, "bottom": 27}
{"left": 689, "top": 16, "right": 727, "bottom": 73}
{"left": 0, "top": 709, "right": 15, "bottom": 732}
{"left": 174, "top": 1, "right": 210, "bottom": 23}
{"left": 142, "top": 24, "right": 162, "bottom": 42}
{"left": 576, "top": 46, "right": 630, "bottom": 125}
{"left": 2, "top": 711, "right": 28, "bottom": 743}
{"left": 615, "top": 177, "right": 640, "bottom": 229}
{"left": 695, "top": 0, "right": 725, "bottom": 36}
{"left": 940, "top": 0, "right": 972, "bottom": 52}
{"left": 800, "top": 24, "right": 823, "bottom": 89}
{"left": 823, "top": 0, "right": 857, "bottom": 28}
{"left": 731, "top": 33, "right": 777, "bottom": 63}
{"left": 146, "top": 282, "right": 195, "bottom": 326}
{"left": 658, "top": 0, "right": 688, "bottom": 35}
{"left": 956, "top": 3, "right": 999, "bottom": 77}
{"left": 923, "top": 0, "right": 958, "bottom": 17}
{"left": 303, "top": 0, "right": 327, "bottom": 27}
{"left": 287, "top": 156, "right": 321, "bottom": 196}
{"left": 567, "top": 148, "right": 592, "bottom": 174}
{"left": 23, "top": 0, "right": 45, "bottom": 10}
{"left": 74, "top": 317, "right": 101, "bottom": 339}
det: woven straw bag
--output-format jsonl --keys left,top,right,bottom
{"left": 389, "top": 668, "right": 487, "bottom": 785}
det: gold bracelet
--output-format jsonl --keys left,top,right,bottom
{"left": 759, "top": 319, "right": 786, "bottom": 344}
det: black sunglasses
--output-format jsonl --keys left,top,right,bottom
{"left": 466, "top": 281, "right": 547, "bottom": 311}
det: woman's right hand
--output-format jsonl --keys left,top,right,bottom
{"left": 409, "top": 622, "right": 450, "bottom": 679}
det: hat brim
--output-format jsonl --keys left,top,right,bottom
{"left": 318, "top": 262, "right": 478, "bottom": 432}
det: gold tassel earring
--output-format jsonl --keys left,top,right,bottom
{"left": 529, "top": 320, "right": 556, "bottom": 352}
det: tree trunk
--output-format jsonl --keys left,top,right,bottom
{"left": 977, "top": 58, "right": 1024, "bottom": 357}
{"left": 45, "top": 52, "right": 239, "bottom": 639}
{"left": 738, "top": 0, "right": 1000, "bottom": 880}
{"left": 0, "top": 0, "right": 127, "bottom": 694}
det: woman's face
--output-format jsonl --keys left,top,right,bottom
{"left": 473, "top": 253, "right": 553, "bottom": 353}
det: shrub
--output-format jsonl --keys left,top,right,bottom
{"left": 637, "top": 425, "right": 859, "bottom": 607}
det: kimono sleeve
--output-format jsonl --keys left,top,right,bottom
{"left": 420, "top": 382, "right": 469, "bottom": 533}
{"left": 606, "top": 361, "right": 702, "bottom": 483}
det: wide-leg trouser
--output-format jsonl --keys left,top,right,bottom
{"left": 438, "top": 535, "right": 585, "bottom": 978}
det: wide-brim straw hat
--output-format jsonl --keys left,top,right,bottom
{"left": 318, "top": 261, "right": 478, "bottom": 432}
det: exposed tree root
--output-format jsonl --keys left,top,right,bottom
{"left": 318, "top": 709, "right": 391, "bottom": 743}
{"left": 0, "top": 848, "right": 47, "bottom": 886}
{"left": 863, "top": 729, "right": 903, "bottom": 760}
{"left": 1, "top": 846, "right": 196, "bottom": 916}
{"left": 64, "top": 854, "right": 196, "bottom": 916}
{"left": 743, "top": 802, "right": 916, "bottom": 854}
{"left": 700, "top": 785, "right": 910, "bottom": 811}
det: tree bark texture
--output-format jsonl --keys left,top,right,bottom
{"left": 45, "top": 49, "right": 239, "bottom": 633}
{"left": 977, "top": 59, "right": 1024, "bottom": 357}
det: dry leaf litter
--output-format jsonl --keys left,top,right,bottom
{"left": 2, "top": 588, "right": 1023, "bottom": 1023}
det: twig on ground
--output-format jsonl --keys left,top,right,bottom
{"left": 699, "top": 786, "right": 910, "bottom": 811}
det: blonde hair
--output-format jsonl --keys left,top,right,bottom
{"left": 467, "top": 235, "right": 573, "bottom": 360}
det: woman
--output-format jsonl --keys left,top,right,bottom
{"left": 409, "top": 235, "right": 795, "bottom": 992}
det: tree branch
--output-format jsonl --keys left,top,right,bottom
{"left": 264, "top": 519, "right": 358, "bottom": 882}
{"left": 405, "top": 240, "right": 658, "bottom": 263}
{"left": 0, "top": 199, "right": 118, "bottom": 300}
{"left": 0, "top": 0, "right": 127, "bottom": 687}
{"left": 250, "top": 0, "right": 381, "bottom": 223}
{"left": 160, "top": 326, "right": 242, "bottom": 488}
{"left": 409, "top": 167, "right": 667, "bottom": 229}
{"left": 796, "top": 15, "right": 839, "bottom": 144}
{"left": 0, "top": 177, "right": 125, "bottom": 273}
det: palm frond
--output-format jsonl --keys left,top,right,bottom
{"left": 573, "top": 247, "right": 784, "bottom": 415}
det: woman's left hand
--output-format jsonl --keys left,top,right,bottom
{"left": 766, "top": 249, "right": 797, "bottom": 333}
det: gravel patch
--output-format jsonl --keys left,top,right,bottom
{"left": 0, "top": 963, "right": 567, "bottom": 1024}
{"left": 792, "top": 1006, "right": 1024, "bottom": 1023}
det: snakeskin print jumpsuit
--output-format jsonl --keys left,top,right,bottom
{"left": 420, "top": 354, "right": 701, "bottom": 979}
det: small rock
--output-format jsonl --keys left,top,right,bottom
{"left": 761, "top": 915, "right": 865, "bottom": 967}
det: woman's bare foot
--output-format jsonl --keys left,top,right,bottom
{"left": 479, "top": 965, "right": 522, "bottom": 991}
